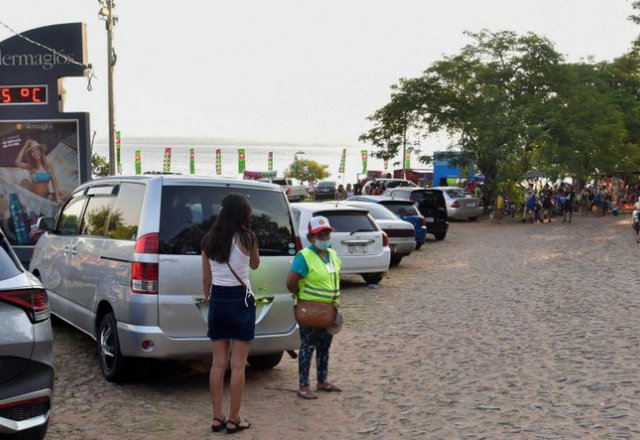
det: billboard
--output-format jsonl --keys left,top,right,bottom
{"left": 0, "top": 119, "right": 80, "bottom": 245}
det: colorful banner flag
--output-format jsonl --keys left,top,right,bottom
{"left": 163, "top": 147, "right": 172, "bottom": 173}
{"left": 384, "top": 158, "right": 389, "bottom": 171}
{"left": 115, "top": 130, "right": 122, "bottom": 174}
{"left": 238, "top": 148, "right": 246, "bottom": 174}
{"left": 189, "top": 148, "right": 195, "bottom": 175}
{"left": 215, "top": 148, "right": 222, "bottom": 175}
{"left": 134, "top": 149, "right": 142, "bottom": 175}
{"left": 404, "top": 149, "right": 411, "bottom": 169}
{"left": 361, "top": 149, "right": 368, "bottom": 174}
{"left": 268, "top": 151, "right": 273, "bottom": 172}
{"left": 338, "top": 148, "right": 346, "bottom": 174}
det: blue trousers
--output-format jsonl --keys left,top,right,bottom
{"left": 298, "top": 326, "right": 333, "bottom": 387}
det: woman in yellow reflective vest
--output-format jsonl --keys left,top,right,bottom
{"left": 286, "top": 215, "right": 342, "bottom": 399}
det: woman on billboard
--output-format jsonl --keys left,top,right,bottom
{"left": 14, "top": 139, "right": 63, "bottom": 204}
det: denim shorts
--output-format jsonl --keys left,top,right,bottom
{"left": 208, "top": 285, "right": 256, "bottom": 341}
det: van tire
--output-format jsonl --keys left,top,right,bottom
{"left": 415, "top": 242, "right": 423, "bottom": 250}
{"left": 98, "top": 312, "right": 129, "bottom": 382}
{"left": 361, "top": 273, "right": 384, "bottom": 284}
{"left": 248, "top": 352, "right": 284, "bottom": 369}
{"left": 433, "top": 231, "right": 447, "bottom": 241}
{"left": 390, "top": 255, "right": 403, "bottom": 266}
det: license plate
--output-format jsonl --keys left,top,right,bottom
{"left": 466, "top": 203, "right": 474, "bottom": 207}
{"left": 426, "top": 217, "right": 434, "bottom": 222}
{"left": 348, "top": 245, "right": 367, "bottom": 254}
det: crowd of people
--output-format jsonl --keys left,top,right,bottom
{"left": 513, "top": 181, "right": 639, "bottom": 224}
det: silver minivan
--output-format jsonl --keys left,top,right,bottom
{"left": 30, "top": 175, "right": 300, "bottom": 381}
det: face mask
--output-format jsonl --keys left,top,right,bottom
{"left": 314, "top": 239, "right": 331, "bottom": 250}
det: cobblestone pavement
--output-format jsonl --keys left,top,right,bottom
{"left": 48, "top": 214, "right": 640, "bottom": 439}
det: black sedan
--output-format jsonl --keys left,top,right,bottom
{"left": 315, "top": 181, "right": 337, "bottom": 200}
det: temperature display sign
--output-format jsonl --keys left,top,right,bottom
{"left": 0, "top": 85, "right": 47, "bottom": 105}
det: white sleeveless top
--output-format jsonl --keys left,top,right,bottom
{"left": 210, "top": 238, "right": 251, "bottom": 286}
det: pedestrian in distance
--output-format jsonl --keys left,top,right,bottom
{"left": 201, "top": 193, "right": 260, "bottom": 434}
{"left": 286, "top": 216, "right": 343, "bottom": 400}
{"left": 563, "top": 185, "right": 576, "bottom": 224}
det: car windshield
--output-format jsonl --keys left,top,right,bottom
{"left": 359, "top": 204, "right": 397, "bottom": 220}
{"left": 445, "top": 189, "right": 471, "bottom": 198}
{"left": 0, "top": 234, "right": 22, "bottom": 280}
{"left": 381, "top": 202, "right": 420, "bottom": 217}
{"left": 160, "top": 186, "right": 295, "bottom": 256}
{"left": 316, "top": 211, "right": 376, "bottom": 233}
{"left": 318, "top": 181, "right": 336, "bottom": 188}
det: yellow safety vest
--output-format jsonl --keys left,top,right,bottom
{"left": 297, "top": 247, "right": 341, "bottom": 305}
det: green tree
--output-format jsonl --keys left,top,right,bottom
{"left": 91, "top": 153, "right": 110, "bottom": 177}
{"left": 283, "top": 159, "right": 330, "bottom": 184}
{"left": 359, "top": 81, "right": 422, "bottom": 173}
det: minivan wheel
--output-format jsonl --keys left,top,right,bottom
{"left": 390, "top": 255, "right": 403, "bottom": 266}
{"left": 361, "top": 273, "right": 384, "bottom": 284}
{"left": 415, "top": 242, "right": 423, "bottom": 250}
{"left": 433, "top": 232, "right": 447, "bottom": 241}
{"left": 98, "top": 312, "right": 129, "bottom": 382}
{"left": 248, "top": 352, "right": 284, "bottom": 369}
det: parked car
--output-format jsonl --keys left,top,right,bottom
{"left": 315, "top": 181, "right": 338, "bottom": 200}
{"left": 383, "top": 187, "right": 449, "bottom": 240}
{"left": 362, "top": 178, "right": 417, "bottom": 195}
{"left": 0, "top": 227, "right": 53, "bottom": 440}
{"left": 30, "top": 175, "right": 300, "bottom": 381}
{"left": 432, "top": 186, "right": 483, "bottom": 221}
{"left": 259, "top": 178, "right": 307, "bottom": 202}
{"left": 290, "top": 202, "right": 390, "bottom": 284}
{"left": 337, "top": 201, "right": 415, "bottom": 266}
{"left": 347, "top": 195, "right": 427, "bottom": 249}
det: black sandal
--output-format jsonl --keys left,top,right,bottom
{"left": 226, "top": 419, "right": 251, "bottom": 434}
{"left": 211, "top": 417, "right": 226, "bottom": 432}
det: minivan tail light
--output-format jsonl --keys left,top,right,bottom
{"left": 132, "top": 233, "right": 159, "bottom": 294}
{"left": 134, "top": 233, "right": 159, "bottom": 254}
{"left": 451, "top": 200, "right": 460, "bottom": 208}
{"left": 382, "top": 231, "right": 389, "bottom": 247}
{"left": 0, "top": 288, "right": 50, "bottom": 322}
{"left": 294, "top": 236, "right": 303, "bottom": 251}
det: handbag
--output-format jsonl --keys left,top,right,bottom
{"left": 294, "top": 300, "right": 337, "bottom": 329}
{"left": 226, "top": 262, "right": 255, "bottom": 307}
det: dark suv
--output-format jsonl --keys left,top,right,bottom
{"left": 0, "top": 227, "right": 53, "bottom": 439}
{"left": 383, "top": 188, "right": 449, "bottom": 240}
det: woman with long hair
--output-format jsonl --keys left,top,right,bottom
{"left": 14, "top": 139, "right": 62, "bottom": 203}
{"left": 201, "top": 193, "right": 260, "bottom": 434}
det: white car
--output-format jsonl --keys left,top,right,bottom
{"left": 336, "top": 201, "right": 416, "bottom": 266}
{"left": 432, "top": 186, "right": 483, "bottom": 221}
{"left": 290, "top": 202, "right": 391, "bottom": 284}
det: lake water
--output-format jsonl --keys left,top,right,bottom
{"left": 91, "top": 142, "right": 401, "bottom": 184}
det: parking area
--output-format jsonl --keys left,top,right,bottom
{"left": 48, "top": 215, "right": 640, "bottom": 439}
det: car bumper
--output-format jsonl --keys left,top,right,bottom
{"left": 448, "top": 206, "right": 483, "bottom": 219}
{"left": 117, "top": 322, "right": 300, "bottom": 358}
{"left": 339, "top": 248, "right": 391, "bottom": 274}
{"left": 0, "top": 360, "right": 53, "bottom": 435}
{"left": 389, "top": 239, "right": 416, "bottom": 256}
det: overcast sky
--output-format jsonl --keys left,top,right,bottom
{"left": 1, "top": 1, "right": 638, "bottom": 148}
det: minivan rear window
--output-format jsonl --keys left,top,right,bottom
{"left": 160, "top": 186, "right": 295, "bottom": 256}
{"left": 316, "top": 211, "right": 376, "bottom": 233}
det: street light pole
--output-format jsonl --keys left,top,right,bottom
{"left": 100, "top": 0, "right": 117, "bottom": 175}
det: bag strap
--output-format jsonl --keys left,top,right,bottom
{"left": 226, "top": 262, "right": 247, "bottom": 289}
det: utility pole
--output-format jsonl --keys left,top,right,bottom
{"left": 100, "top": 0, "right": 117, "bottom": 175}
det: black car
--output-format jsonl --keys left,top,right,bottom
{"left": 315, "top": 181, "right": 337, "bottom": 200}
{"left": 383, "top": 188, "right": 449, "bottom": 240}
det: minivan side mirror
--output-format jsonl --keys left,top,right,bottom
{"left": 36, "top": 217, "right": 54, "bottom": 232}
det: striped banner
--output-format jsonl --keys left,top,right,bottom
{"left": 238, "top": 148, "right": 246, "bottom": 173}
{"left": 134, "top": 149, "right": 142, "bottom": 175}
{"left": 361, "top": 149, "right": 368, "bottom": 174}
{"left": 215, "top": 149, "right": 222, "bottom": 175}
{"left": 189, "top": 148, "right": 195, "bottom": 175}
{"left": 163, "top": 147, "right": 172, "bottom": 173}
{"left": 338, "top": 148, "right": 346, "bottom": 174}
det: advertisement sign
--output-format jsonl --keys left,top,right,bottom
{"left": 361, "top": 149, "right": 368, "bottom": 174}
{"left": 238, "top": 148, "right": 246, "bottom": 173}
{"left": 0, "top": 119, "right": 80, "bottom": 245}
